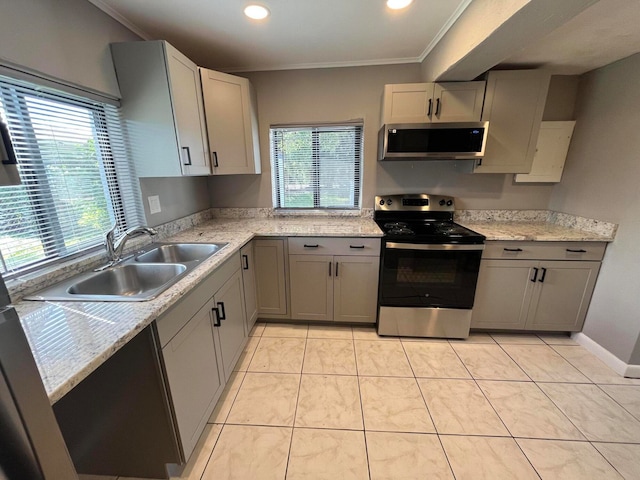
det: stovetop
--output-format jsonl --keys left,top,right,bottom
{"left": 374, "top": 194, "right": 486, "bottom": 244}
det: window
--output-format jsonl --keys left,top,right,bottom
{"left": 0, "top": 75, "right": 143, "bottom": 277}
{"left": 270, "top": 123, "right": 363, "bottom": 209}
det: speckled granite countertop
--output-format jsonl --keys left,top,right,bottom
{"left": 457, "top": 221, "right": 616, "bottom": 242}
{"left": 455, "top": 210, "right": 617, "bottom": 242}
{"left": 14, "top": 217, "right": 382, "bottom": 404}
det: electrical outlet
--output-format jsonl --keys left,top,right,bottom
{"left": 148, "top": 195, "right": 161, "bottom": 215}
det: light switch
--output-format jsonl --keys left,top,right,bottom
{"left": 148, "top": 195, "right": 161, "bottom": 215}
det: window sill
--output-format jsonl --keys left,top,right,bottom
{"left": 274, "top": 209, "right": 363, "bottom": 217}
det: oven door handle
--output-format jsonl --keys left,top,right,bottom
{"left": 385, "top": 242, "right": 485, "bottom": 251}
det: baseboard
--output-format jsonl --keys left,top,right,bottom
{"left": 571, "top": 332, "right": 640, "bottom": 378}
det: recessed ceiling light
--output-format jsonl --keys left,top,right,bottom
{"left": 387, "top": 0, "right": 413, "bottom": 10}
{"left": 244, "top": 4, "right": 270, "bottom": 20}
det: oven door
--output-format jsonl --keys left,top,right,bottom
{"left": 379, "top": 242, "right": 484, "bottom": 309}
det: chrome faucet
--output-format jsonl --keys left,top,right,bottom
{"left": 100, "top": 224, "right": 158, "bottom": 269}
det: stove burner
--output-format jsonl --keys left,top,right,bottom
{"left": 383, "top": 222, "right": 415, "bottom": 235}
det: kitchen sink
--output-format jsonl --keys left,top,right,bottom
{"left": 67, "top": 263, "right": 187, "bottom": 298}
{"left": 135, "top": 243, "right": 227, "bottom": 263}
{"left": 25, "top": 242, "right": 228, "bottom": 302}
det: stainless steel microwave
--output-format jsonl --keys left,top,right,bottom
{"left": 378, "top": 122, "right": 489, "bottom": 161}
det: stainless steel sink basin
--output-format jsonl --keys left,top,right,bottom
{"left": 25, "top": 242, "right": 228, "bottom": 302}
{"left": 67, "top": 263, "right": 187, "bottom": 298}
{"left": 135, "top": 243, "right": 227, "bottom": 263}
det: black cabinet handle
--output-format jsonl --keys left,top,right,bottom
{"left": 531, "top": 267, "right": 539, "bottom": 283}
{"left": 335, "top": 262, "right": 339, "bottom": 277}
{"left": 182, "top": 146, "right": 192, "bottom": 165}
{"left": 350, "top": 245, "right": 365, "bottom": 249}
{"left": 566, "top": 248, "right": 587, "bottom": 253}
{"left": 217, "top": 302, "right": 226, "bottom": 320}
{"left": 427, "top": 98, "right": 433, "bottom": 116}
{"left": 212, "top": 151, "right": 219, "bottom": 167}
{"left": 328, "top": 262, "right": 332, "bottom": 277}
{"left": 242, "top": 254, "right": 249, "bottom": 270}
{"left": 212, "top": 307, "right": 221, "bottom": 327}
{"left": 303, "top": 244, "right": 319, "bottom": 248}
{"left": 538, "top": 267, "right": 547, "bottom": 283}
{"left": 504, "top": 248, "right": 523, "bottom": 252}
{"left": 435, "top": 98, "right": 441, "bottom": 116}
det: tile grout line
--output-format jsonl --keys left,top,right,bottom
{"left": 594, "top": 383, "right": 640, "bottom": 423}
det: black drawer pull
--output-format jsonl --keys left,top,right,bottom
{"left": 350, "top": 245, "right": 365, "bottom": 249}
{"left": 303, "top": 244, "right": 319, "bottom": 248}
{"left": 531, "top": 267, "right": 539, "bottom": 283}
{"left": 242, "top": 254, "right": 249, "bottom": 270}
{"left": 335, "top": 262, "right": 339, "bottom": 277}
{"left": 566, "top": 248, "right": 587, "bottom": 253}
{"left": 212, "top": 307, "right": 221, "bottom": 327}
{"left": 538, "top": 267, "right": 547, "bottom": 283}
{"left": 504, "top": 248, "right": 523, "bottom": 252}
{"left": 328, "top": 262, "right": 332, "bottom": 276}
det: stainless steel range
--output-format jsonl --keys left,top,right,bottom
{"left": 375, "top": 194, "right": 485, "bottom": 339}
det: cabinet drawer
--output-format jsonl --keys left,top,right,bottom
{"left": 483, "top": 241, "right": 606, "bottom": 261}
{"left": 288, "top": 237, "right": 381, "bottom": 256}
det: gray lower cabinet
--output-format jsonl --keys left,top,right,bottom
{"left": 156, "top": 252, "right": 247, "bottom": 462}
{"left": 254, "top": 238, "right": 288, "bottom": 317}
{"left": 287, "top": 237, "right": 381, "bottom": 323}
{"left": 162, "top": 300, "right": 223, "bottom": 460}
{"left": 213, "top": 269, "right": 247, "bottom": 382}
{"left": 240, "top": 241, "right": 258, "bottom": 331}
{"left": 471, "top": 242, "right": 604, "bottom": 331}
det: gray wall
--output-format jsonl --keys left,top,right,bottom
{"left": 209, "top": 64, "right": 557, "bottom": 210}
{"left": 549, "top": 53, "right": 640, "bottom": 364}
{"left": 140, "top": 177, "right": 211, "bottom": 227}
{"left": 1, "top": 0, "right": 211, "bottom": 225}
{"left": 0, "top": 0, "right": 139, "bottom": 98}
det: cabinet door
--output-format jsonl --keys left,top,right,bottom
{"left": 200, "top": 69, "right": 260, "bottom": 175}
{"left": 213, "top": 270, "right": 247, "bottom": 382}
{"left": 240, "top": 242, "right": 258, "bottom": 332}
{"left": 381, "top": 83, "right": 435, "bottom": 125}
{"left": 254, "top": 239, "right": 288, "bottom": 316}
{"left": 289, "top": 254, "right": 334, "bottom": 322}
{"left": 471, "top": 259, "right": 538, "bottom": 329}
{"left": 165, "top": 43, "right": 210, "bottom": 176}
{"left": 162, "top": 300, "right": 223, "bottom": 460}
{"left": 475, "top": 70, "right": 550, "bottom": 174}
{"left": 525, "top": 261, "right": 600, "bottom": 332}
{"left": 333, "top": 255, "right": 380, "bottom": 323}
{"left": 432, "top": 82, "right": 485, "bottom": 123}
{"left": 514, "top": 121, "right": 576, "bottom": 183}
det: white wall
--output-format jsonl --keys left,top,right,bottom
{"left": 209, "top": 64, "right": 556, "bottom": 210}
{"left": 549, "top": 53, "right": 640, "bottom": 364}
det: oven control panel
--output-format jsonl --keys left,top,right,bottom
{"left": 375, "top": 194, "right": 455, "bottom": 212}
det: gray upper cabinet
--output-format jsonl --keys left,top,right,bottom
{"left": 200, "top": 68, "right": 261, "bottom": 175}
{"left": 380, "top": 81, "right": 485, "bottom": 126}
{"left": 475, "top": 70, "right": 551, "bottom": 174}
{"left": 111, "top": 40, "right": 211, "bottom": 177}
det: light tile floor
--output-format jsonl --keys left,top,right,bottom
{"left": 91, "top": 324, "right": 640, "bottom": 480}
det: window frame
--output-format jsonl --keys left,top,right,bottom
{"left": 270, "top": 123, "right": 363, "bottom": 211}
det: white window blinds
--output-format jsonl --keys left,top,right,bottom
{"left": 270, "top": 124, "right": 363, "bottom": 209}
{"left": 0, "top": 75, "right": 144, "bottom": 277}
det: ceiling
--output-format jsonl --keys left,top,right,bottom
{"left": 89, "top": 0, "right": 471, "bottom": 72}
{"left": 90, "top": 0, "right": 640, "bottom": 75}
